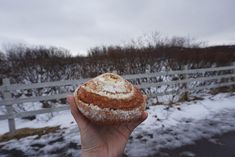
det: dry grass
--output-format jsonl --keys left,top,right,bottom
{"left": 178, "top": 92, "right": 189, "bottom": 102}
{"left": 210, "top": 86, "right": 235, "bottom": 95}
{"left": 0, "top": 126, "right": 60, "bottom": 142}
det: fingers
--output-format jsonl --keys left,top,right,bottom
{"left": 127, "top": 111, "right": 148, "bottom": 133}
{"left": 141, "top": 111, "right": 148, "bottom": 121}
{"left": 144, "top": 95, "right": 147, "bottom": 102}
{"left": 67, "top": 95, "right": 89, "bottom": 130}
{"left": 67, "top": 95, "right": 148, "bottom": 135}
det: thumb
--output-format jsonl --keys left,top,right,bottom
{"left": 127, "top": 111, "right": 148, "bottom": 132}
{"left": 67, "top": 95, "right": 89, "bottom": 130}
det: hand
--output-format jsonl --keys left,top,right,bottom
{"left": 67, "top": 96, "right": 148, "bottom": 157}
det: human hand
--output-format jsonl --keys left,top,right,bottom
{"left": 67, "top": 95, "right": 148, "bottom": 157}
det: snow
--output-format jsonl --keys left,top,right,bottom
{"left": 126, "top": 93, "right": 235, "bottom": 156}
{"left": 0, "top": 110, "right": 75, "bottom": 134}
{"left": 0, "top": 93, "right": 235, "bottom": 157}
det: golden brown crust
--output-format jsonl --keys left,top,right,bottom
{"left": 76, "top": 85, "right": 144, "bottom": 110}
{"left": 73, "top": 73, "right": 147, "bottom": 124}
{"left": 74, "top": 97, "right": 145, "bottom": 125}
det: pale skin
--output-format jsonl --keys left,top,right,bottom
{"left": 67, "top": 96, "right": 148, "bottom": 157}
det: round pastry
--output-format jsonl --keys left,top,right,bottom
{"left": 74, "top": 73, "right": 146, "bottom": 124}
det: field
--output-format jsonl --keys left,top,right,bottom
{"left": 0, "top": 93, "right": 235, "bottom": 157}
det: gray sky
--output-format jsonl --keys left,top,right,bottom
{"left": 0, "top": 0, "right": 234, "bottom": 55}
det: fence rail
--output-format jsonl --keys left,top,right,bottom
{"left": 0, "top": 65, "right": 235, "bottom": 134}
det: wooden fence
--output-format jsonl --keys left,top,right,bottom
{"left": 0, "top": 65, "right": 235, "bottom": 134}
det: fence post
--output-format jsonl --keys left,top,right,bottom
{"left": 184, "top": 65, "right": 189, "bottom": 101}
{"left": 3, "top": 78, "right": 16, "bottom": 134}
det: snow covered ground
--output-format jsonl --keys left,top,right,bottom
{"left": 0, "top": 93, "right": 235, "bottom": 157}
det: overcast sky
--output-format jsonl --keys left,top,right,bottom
{"left": 0, "top": 0, "right": 234, "bottom": 55}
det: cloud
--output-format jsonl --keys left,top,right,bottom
{"left": 0, "top": 0, "right": 234, "bottom": 55}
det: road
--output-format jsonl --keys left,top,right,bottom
{"left": 152, "top": 131, "right": 235, "bottom": 157}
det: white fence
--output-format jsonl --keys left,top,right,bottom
{"left": 1, "top": 65, "right": 235, "bottom": 134}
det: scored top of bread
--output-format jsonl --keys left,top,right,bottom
{"left": 75, "top": 73, "right": 144, "bottom": 110}
{"left": 83, "top": 72, "right": 133, "bottom": 99}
